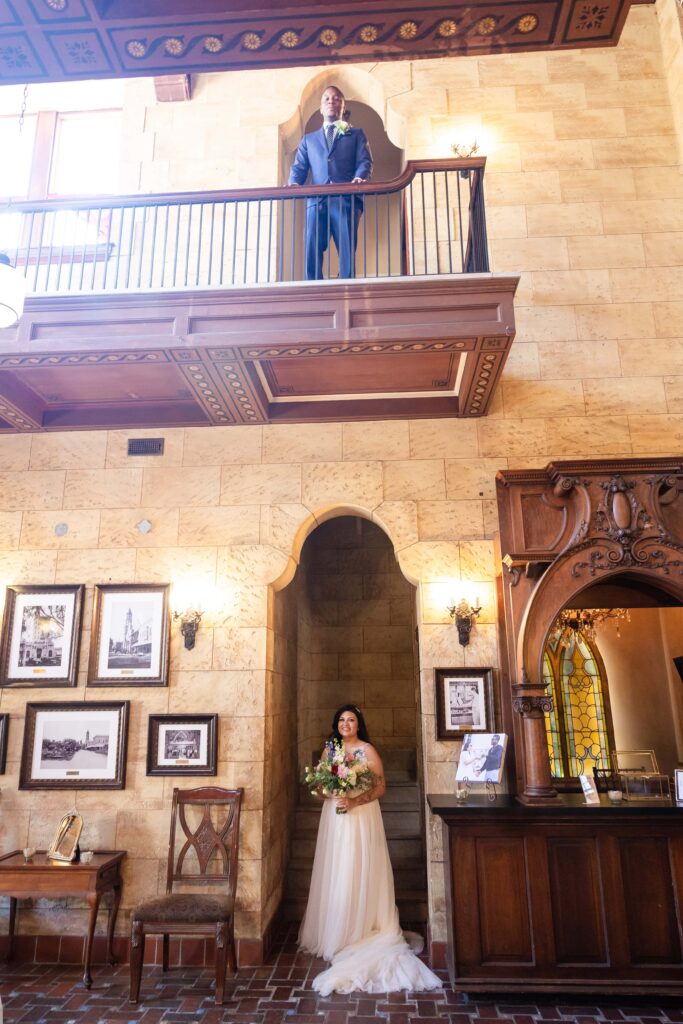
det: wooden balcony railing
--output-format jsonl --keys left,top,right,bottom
{"left": 0, "top": 158, "right": 489, "bottom": 296}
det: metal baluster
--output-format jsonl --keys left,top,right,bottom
{"left": 432, "top": 171, "right": 440, "bottom": 275}
{"left": 255, "top": 199, "right": 262, "bottom": 284}
{"left": 243, "top": 200, "right": 250, "bottom": 285}
{"left": 219, "top": 201, "right": 227, "bottom": 286}
{"left": 184, "top": 204, "right": 193, "bottom": 287}
{"left": 114, "top": 205, "right": 125, "bottom": 290}
{"left": 362, "top": 189, "right": 367, "bottom": 278}
{"left": 136, "top": 203, "right": 147, "bottom": 289}
{"left": 409, "top": 179, "right": 416, "bottom": 275}
{"left": 291, "top": 198, "right": 297, "bottom": 282}
{"left": 147, "top": 204, "right": 158, "bottom": 289}
{"left": 91, "top": 206, "right": 103, "bottom": 291}
{"left": 278, "top": 198, "right": 285, "bottom": 282}
{"left": 160, "top": 204, "right": 170, "bottom": 289}
{"left": 67, "top": 207, "right": 79, "bottom": 291}
{"left": 207, "top": 202, "right": 216, "bottom": 287}
{"left": 374, "top": 193, "right": 379, "bottom": 278}
{"left": 443, "top": 171, "right": 453, "bottom": 275}
{"left": 456, "top": 173, "right": 465, "bottom": 272}
{"left": 54, "top": 209, "right": 67, "bottom": 292}
{"left": 231, "top": 200, "right": 239, "bottom": 285}
{"left": 125, "top": 207, "right": 135, "bottom": 289}
{"left": 420, "top": 172, "right": 427, "bottom": 276}
{"left": 32, "top": 209, "right": 46, "bottom": 293}
{"left": 196, "top": 203, "right": 204, "bottom": 286}
{"left": 266, "top": 199, "right": 273, "bottom": 283}
{"left": 78, "top": 207, "right": 92, "bottom": 291}
{"left": 172, "top": 204, "right": 181, "bottom": 288}
{"left": 24, "top": 210, "right": 35, "bottom": 295}
{"left": 102, "top": 205, "right": 113, "bottom": 292}
{"left": 387, "top": 193, "right": 391, "bottom": 278}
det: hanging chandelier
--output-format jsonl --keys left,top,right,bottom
{"left": 550, "top": 607, "right": 631, "bottom": 646}
{"left": 0, "top": 253, "right": 25, "bottom": 329}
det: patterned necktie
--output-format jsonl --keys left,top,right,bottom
{"left": 325, "top": 123, "right": 335, "bottom": 150}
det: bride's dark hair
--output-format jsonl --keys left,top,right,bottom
{"left": 331, "top": 704, "right": 371, "bottom": 744}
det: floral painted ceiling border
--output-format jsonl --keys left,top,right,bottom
{"left": 0, "top": 0, "right": 644, "bottom": 83}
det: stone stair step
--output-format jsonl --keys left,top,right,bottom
{"left": 286, "top": 859, "right": 427, "bottom": 896}
{"left": 282, "top": 890, "right": 428, "bottom": 923}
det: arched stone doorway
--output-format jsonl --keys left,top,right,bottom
{"left": 273, "top": 514, "right": 427, "bottom": 924}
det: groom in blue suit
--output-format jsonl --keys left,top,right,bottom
{"left": 289, "top": 85, "right": 373, "bottom": 280}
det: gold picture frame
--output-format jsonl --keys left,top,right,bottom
{"left": 47, "top": 811, "right": 83, "bottom": 863}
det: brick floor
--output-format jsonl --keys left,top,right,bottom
{"left": 1, "top": 926, "right": 681, "bottom": 1024}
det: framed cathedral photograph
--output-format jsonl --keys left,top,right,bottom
{"left": 19, "top": 701, "right": 129, "bottom": 790}
{"left": 0, "top": 584, "right": 84, "bottom": 689}
{"left": 88, "top": 584, "right": 170, "bottom": 687}
{"left": 146, "top": 714, "right": 218, "bottom": 776}
{"left": 435, "top": 667, "right": 494, "bottom": 740}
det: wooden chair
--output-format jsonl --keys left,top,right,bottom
{"left": 129, "top": 786, "right": 242, "bottom": 1005}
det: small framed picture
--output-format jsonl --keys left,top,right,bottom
{"left": 0, "top": 585, "right": 84, "bottom": 688}
{"left": 455, "top": 732, "right": 508, "bottom": 785}
{"left": 147, "top": 714, "right": 218, "bottom": 776}
{"left": 19, "top": 701, "right": 129, "bottom": 790}
{"left": 675, "top": 769, "right": 683, "bottom": 804}
{"left": 0, "top": 713, "right": 8, "bottom": 773}
{"left": 435, "top": 667, "right": 494, "bottom": 740}
{"left": 88, "top": 584, "right": 170, "bottom": 687}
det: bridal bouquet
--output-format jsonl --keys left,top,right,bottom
{"left": 304, "top": 740, "right": 377, "bottom": 814}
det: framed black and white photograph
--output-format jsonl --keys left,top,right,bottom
{"left": 19, "top": 701, "right": 129, "bottom": 790}
{"left": 435, "top": 667, "right": 494, "bottom": 740}
{"left": 675, "top": 769, "right": 683, "bottom": 805}
{"left": 88, "top": 584, "right": 170, "bottom": 686}
{"left": 0, "top": 585, "right": 84, "bottom": 689}
{"left": 147, "top": 714, "right": 218, "bottom": 776}
{"left": 0, "top": 713, "right": 8, "bottom": 773}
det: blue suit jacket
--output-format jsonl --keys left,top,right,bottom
{"left": 288, "top": 126, "right": 373, "bottom": 188}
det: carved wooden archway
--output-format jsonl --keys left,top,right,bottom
{"left": 496, "top": 457, "right": 683, "bottom": 803}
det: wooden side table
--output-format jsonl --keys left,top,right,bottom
{"left": 0, "top": 850, "right": 125, "bottom": 988}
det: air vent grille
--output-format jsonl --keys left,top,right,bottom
{"left": 127, "top": 438, "right": 165, "bottom": 457}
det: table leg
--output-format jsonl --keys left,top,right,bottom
{"left": 106, "top": 882, "right": 122, "bottom": 966}
{"left": 4, "top": 896, "right": 17, "bottom": 963}
{"left": 83, "top": 892, "right": 101, "bottom": 989}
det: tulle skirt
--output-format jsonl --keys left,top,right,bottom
{"left": 298, "top": 798, "right": 442, "bottom": 995}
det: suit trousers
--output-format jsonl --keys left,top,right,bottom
{"left": 305, "top": 195, "right": 363, "bottom": 280}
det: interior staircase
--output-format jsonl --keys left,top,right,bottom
{"left": 283, "top": 748, "right": 428, "bottom": 927}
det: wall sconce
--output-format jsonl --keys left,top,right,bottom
{"left": 173, "top": 607, "right": 203, "bottom": 650}
{"left": 451, "top": 140, "right": 480, "bottom": 159}
{"left": 447, "top": 597, "right": 481, "bottom": 647}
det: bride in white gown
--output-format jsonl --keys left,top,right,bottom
{"left": 299, "top": 704, "right": 441, "bottom": 995}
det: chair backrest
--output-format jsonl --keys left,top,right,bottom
{"left": 166, "top": 786, "right": 243, "bottom": 897}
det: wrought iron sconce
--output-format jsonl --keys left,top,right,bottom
{"left": 447, "top": 597, "right": 481, "bottom": 647}
{"left": 174, "top": 607, "right": 203, "bottom": 650}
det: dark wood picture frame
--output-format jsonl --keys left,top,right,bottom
{"left": 0, "top": 584, "right": 84, "bottom": 689}
{"left": 88, "top": 583, "right": 170, "bottom": 687}
{"left": 0, "top": 713, "right": 8, "bottom": 773}
{"left": 435, "top": 667, "right": 495, "bottom": 740}
{"left": 19, "top": 700, "right": 129, "bottom": 790}
{"left": 147, "top": 714, "right": 218, "bottom": 776}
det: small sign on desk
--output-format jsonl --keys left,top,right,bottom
{"left": 579, "top": 773, "right": 600, "bottom": 804}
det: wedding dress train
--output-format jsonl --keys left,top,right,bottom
{"left": 298, "top": 797, "right": 442, "bottom": 995}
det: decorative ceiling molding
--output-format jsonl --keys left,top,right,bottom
{"left": 0, "top": 0, "right": 650, "bottom": 84}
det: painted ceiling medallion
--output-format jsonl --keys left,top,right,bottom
{"left": 164, "top": 37, "right": 184, "bottom": 56}
{"left": 517, "top": 13, "right": 539, "bottom": 32}
{"left": 280, "top": 30, "right": 300, "bottom": 48}
{"left": 477, "top": 16, "right": 498, "bottom": 34}
{"left": 203, "top": 36, "right": 222, "bottom": 53}
{"left": 126, "top": 40, "right": 147, "bottom": 58}
{"left": 437, "top": 19, "right": 458, "bottom": 37}
{"left": 242, "top": 31, "right": 262, "bottom": 50}
{"left": 399, "top": 20, "right": 418, "bottom": 39}
{"left": 359, "top": 24, "right": 379, "bottom": 42}
{"left": 319, "top": 28, "right": 339, "bottom": 46}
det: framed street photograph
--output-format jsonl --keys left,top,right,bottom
{"left": 0, "top": 585, "right": 84, "bottom": 688}
{"left": 0, "top": 713, "right": 8, "bottom": 773}
{"left": 147, "top": 714, "right": 218, "bottom": 776}
{"left": 435, "top": 667, "right": 494, "bottom": 740}
{"left": 88, "top": 584, "right": 170, "bottom": 686}
{"left": 19, "top": 701, "right": 129, "bottom": 790}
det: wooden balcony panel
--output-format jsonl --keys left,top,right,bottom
{"left": 0, "top": 274, "right": 519, "bottom": 431}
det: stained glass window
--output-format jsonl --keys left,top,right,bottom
{"left": 543, "top": 631, "right": 613, "bottom": 781}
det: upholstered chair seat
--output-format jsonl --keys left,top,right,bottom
{"left": 133, "top": 893, "right": 234, "bottom": 923}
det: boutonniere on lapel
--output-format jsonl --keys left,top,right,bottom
{"left": 333, "top": 119, "right": 351, "bottom": 138}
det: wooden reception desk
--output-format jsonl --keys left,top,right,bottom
{"left": 428, "top": 795, "right": 683, "bottom": 996}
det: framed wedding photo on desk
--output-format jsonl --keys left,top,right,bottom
{"left": 435, "top": 667, "right": 494, "bottom": 740}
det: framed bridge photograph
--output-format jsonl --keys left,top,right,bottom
{"left": 0, "top": 584, "right": 84, "bottom": 689}
{"left": 19, "top": 701, "right": 130, "bottom": 790}
{"left": 88, "top": 583, "right": 170, "bottom": 687}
